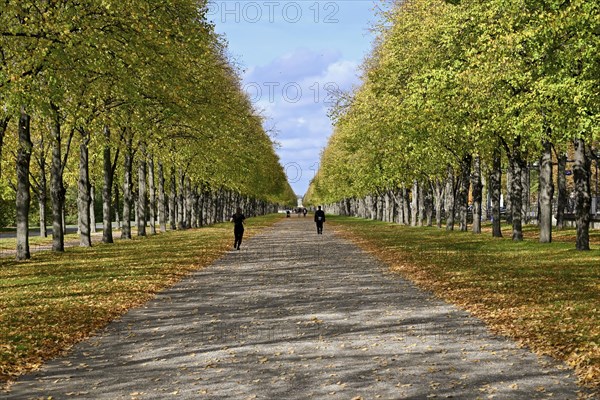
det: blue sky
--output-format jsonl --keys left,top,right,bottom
{"left": 210, "top": 1, "right": 380, "bottom": 196}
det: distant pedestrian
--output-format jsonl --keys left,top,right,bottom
{"left": 303, "top": 208, "right": 307, "bottom": 217}
{"left": 230, "top": 207, "right": 245, "bottom": 250}
{"left": 314, "top": 206, "right": 325, "bottom": 234}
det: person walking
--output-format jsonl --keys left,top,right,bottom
{"left": 230, "top": 207, "right": 246, "bottom": 250}
{"left": 314, "top": 206, "right": 325, "bottom": 234}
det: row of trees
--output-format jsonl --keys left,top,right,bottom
{"left": 1, "top": 0, "right": 296, "bottom": 260}
{"left": 306, "top": 0, "right": 599, "bottom": 250}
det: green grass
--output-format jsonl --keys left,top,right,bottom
{"left": 329, "top": 216, "right": 600, "bottom": 392}
{"left": 0, "top": 214, "right": 283, "bottom": 385}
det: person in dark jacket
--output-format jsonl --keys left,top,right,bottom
{"left": 230, "top": 208, "right": 246, "bottom": 250}
{"left": 314, "top": 206, "right": 325, "bottom": 234}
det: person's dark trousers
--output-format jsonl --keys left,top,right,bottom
{"left": 316, "top": 222, "right": 323, "bottom": 234}
{"left": 234, "top": 228, "right": 244, "bottom": 249}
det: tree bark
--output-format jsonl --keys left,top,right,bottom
{"left": 158, "top": 162, "right": 167, "bottom": 232}
{"left": 114, "top": 181, "right": 121, "bottom": 230}
{"left": 191, "top": 188, "right": 198, "bottom": 228}
{"left": 77, "top": 129, "right": 92, "bottom": 247}
{"left": 121, "top": 135, "right": 133, "bottom": 239}
{"left": 198, "top": 186, "right": 205, "bottom": 226}
{"left": 418, "top": 182, "right": 425, "bottom": 226}
{"left": 509, "top": 149, "right": 525, "bottom": 241}
{"left": 402, "top": 187, "right": 411, "bottom": 225}
{"left": 185, "top": 176, "right": 193, "bottom": 228}
{"left": 539, "top": 140, "right": 554, "bottom": 243}
{"left": 367, "top": 195, "right": 375, "bottom": 220}
{"left": 458, "top": 154, "right": 472, "bottom": 231}
{"left": 378, "top": 194, "right": 384, "bottom": 221}
{"left": 490, "top": 147, "right": 503, "bottom": 237}
{"left": 445, "top": 165, "right": 456, "bottom": 231}
{"left": 137, "top": 147, "right": 147, "bottom": 237}
{"left": 521, "top": 164, "right": 530, "bottom": 224}
{"left": 411, "top": 181, "right": 418, "bottom": 226}
{"left": 35, "top": 135, "right": 48, "bottom": 238}
{"left": 38, "top": 191, "right": 47, "bottom": 238}
{"left": 16, "top": 110, "right": 32, "bottom": 260}
{"left": 90, "top": 185, "right": 96, "bottom": 233}
{"left": 177, "top": 169, "right": 185, "bottom": 229}
{"left": 505, "top": 163, "right": 513, "bottom": 224}
{"left": 169, "top": 166, "right": 177, "bottom": 230}
{"left": 148, "top": 156, "right": 156, "bottom": 234}
{"left": 433, "top": 180, "right": 444, "bottom": 228}
{"left": 573, "top": 138, "right": 591, "bottom": 250}
{"left": 424, "top": 181, "right": 433, "bottom": 226}
{"left": 481, "top": 173, "right": 488, "bottom": 223}
{"left": 471, "top": 156, "right": 483, "bottom": 234}
{"left": 102, "top": 125, "right": 118, "bottom": 244}
{"left": 556, "top": 153, "right": 567, "bottom": 229}
{"left": 50, "top": 106, "right": 69, "bottom": 252}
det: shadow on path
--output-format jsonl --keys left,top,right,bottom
{"left": 3, "top": 218, "right": 588, "bottom": 399}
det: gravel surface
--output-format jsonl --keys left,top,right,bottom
{"left": 3, "top": 218, "right": 588, "bottom": 399}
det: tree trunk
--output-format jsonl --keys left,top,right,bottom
{"left": 169, "top": 166, "right": 177, "bottom": 230}
{"left": 177, "top": 169, "right": 185, "bottom": 229}
{"left": 383, "top": 192, "right": 390, "bottom": 222}
{"left": 509, "top": 146, "right": 525, "bottom": 241}
{"left": 158, "top": 162, "right": 167, "bottom": 232}
{"left": 121, "top": 135, "right": 133, "bottom": 239}
{"left": 90, "top": 185, "right": 96, "bottom": 233}
{"left": 505, "top": 164, "right": 513, "bottom": 224}
{"left": 556, "top": 153, "right": 567, "bottom": 229}
{"left": 78, "top": 130, "right": 92, "bottom": 247}
{"left": 458, "top": 154, "right": 472, "bottom": 232}
{"left": 62, "top": 205, "right": 67, "bottom": 235}
{"left": 573, "top": 138, "right": 591, "bottom": 250}
{"left": 114, "top": 181, "right": 121, "bottom": 230}
{"left": 148, "top": 156, "right": 156, "bottom": 235}
{"left": 198, "top": 187, "right": 205, "bottom": 226}
{"left": 521, "top": 164, "right": 530, "bottom": 224}
{"left": 490, "top": 147, "right": 503, "bottom": 237}
{"left": 102, "top": 125, "right": 114, "bottom": 244}
{"left": 418, "top": 182, "right": 426, "bottom": 226}
{"left": 392, "top": 190, "right": 401, "bottom": 224}
{"left": 191, "top": 188, "right": 198, "bottom": 228}
{"left": 402, "top": 187, "right": 410, "bottom": 225}
{"left": 185, "top": 176, "right": 193, "bottom": 228}
{"left": 433, "top": 180, "right": 444, "bottom": 228}
{"left": 203, "top": 189, "right": 210, "bottom": 225}
{"left": 424, "top": 181, "right": 433, "bottom": 226}
{"left": 50, "top": 107, "right": 66, "bottom": 252}
{"left": 16, "top": 110, "right": 32, "bottom": 260}
{"left": 37, "top": 140, "right": 48, "bottom": 238}
{"left": 471, "top": 156, "right": 483, "bottom": 234}
{"left": 481, "top": 173, "right": 488, "bottom": 223}
{"left": 411, "top": 181, "right": 418, "bottom": 227}
{"left": 445, "top": 165, "right": 456, "bottom": 231}
{"left": 39, "top": 193, "right": 47, "bottom": 238}
{"left": 366, "top": 195, "right": 374, "bottom": 220}
{"left": 137, "top": 146, "right": 147, "bottom": 237}
{"left": 539, "top": 140, "right": 554, "bottom": 243}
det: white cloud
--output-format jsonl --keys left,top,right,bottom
{"left": 240, "top": 48, "right": 363, "bottom": 195}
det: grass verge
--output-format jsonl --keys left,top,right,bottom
{"left": 329, "top": 216, "right": 600, "bottom": 394}
{"left": 0, "top": 213, "right": 283, "bottom": 386}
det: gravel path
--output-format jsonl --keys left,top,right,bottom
{"left": 4, "top": 218, "right": 587, "bottom": 399}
